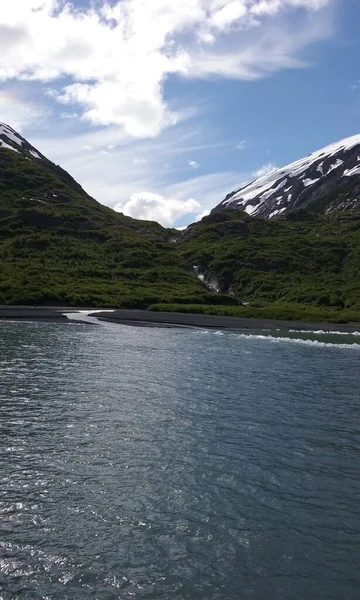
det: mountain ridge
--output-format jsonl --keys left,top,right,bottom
{"left": 0, "top": 122, "right": 45, "bottom": 158}
{"left": 212, "top": 133, "right": 360, "bottom": 219}
{"left": 0, "top": 121, "right": 219, "bottom": 307}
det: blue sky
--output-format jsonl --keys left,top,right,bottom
{"left": 0, "top": 0, "right": 359, "bottom": 227}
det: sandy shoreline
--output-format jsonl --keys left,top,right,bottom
{"left": 0, "top": 307, "right": 70, "bottom": 321}
{"left": 90, "top": 309, "right": 360, "bottom": 333}
{"left": 0, "top": 306, "right": 359, "bottom": 332}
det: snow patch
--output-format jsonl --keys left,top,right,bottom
{"left": 343, "top": 165, "right": 360, "bottom": 177}
{"left": 0, "top": 122, "right": 44, "bottom": 160}
{"left": 221, "top": 133, "right": 360, "bottom": 213}
{"left": 326, "top": 159, "right": 344, "bottom": 175}
{"left": 268, "top": 207, "right": 286, "bottom": 219}
{"left": 0, "top": 140, "right": 20, "bottom": 153}
{"left": 303, "top": 178, "right": 319, "bottom": 187}
{"left": 244, "top": 203, "right": 260, "bottom": 215}
{"left": 29, "top": 149, "right": 41, "bottom": 160}
{"left": 0, "top": 122, "right": 24, "bottom": 147}
{"left": 232, "top": 179, "right": 288, "bottom": 216}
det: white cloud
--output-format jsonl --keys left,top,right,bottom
{"left": 236, "top": 139, "right": 247, "bottom": 149}
{"left": 0, "top": 0, "right": 336, "bottom": 137}
{"left": 252, "top": 162, "right": 277, "bottom": 178}
{"left": 195, "top": 209, "right": 211, "bottom": 221}
{"left": 210, "top": 1, "right": 248, "bottom": 31}
{"left": 188, "top": 159, "right": 200, "bottom": 169}
{"left": 60, "top": 111, "right": 78, "bottom": 119}
{"left": 31, "top": 121, "right": 242, "bottom": 209}
{"left": 114, "top": 192, "right": 201, "bottom": 227}
{"left": 0, "top": 89, "right": 48, "bottom": 130}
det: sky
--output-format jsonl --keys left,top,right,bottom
{"left": 0, "top": 0, "right": 359, "bottom": 228}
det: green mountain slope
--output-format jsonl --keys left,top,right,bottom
{"left": 1, "top": 121, "right": 360, "bottom": 321}
{"left": 178, "top": 209, "right": 360, "bottom": 311}
{"left": 0, "top": 129, "right": 217, "bottom": 307}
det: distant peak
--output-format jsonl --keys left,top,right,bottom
{"left": 0, "top": 121, "right": 43, "bottom": 160}
{"left": 213, "top": 133, "right": 360, "bottom": 219}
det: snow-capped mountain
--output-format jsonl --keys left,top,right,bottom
{"left": 0, "top": 122, "right": 44, "bottom": 160}
{"left": 213, "top": 134, "right": 360, "bottom": 218}
{"left": 0, "top": 121, "right": 94, "bottom": 208}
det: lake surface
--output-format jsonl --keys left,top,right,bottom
{"left": 1, "top": 320, "right": 360, "bottom": 599}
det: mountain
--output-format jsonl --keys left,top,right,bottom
{"left": 178, "top": 208, "right": 360, "bottom": 319}
{"left": 0, "top": 122, "right": 45, "bottom": 158}
{"left": 0, "top": 121, "right": 101, "bottom": 216}
{"left": 1, "top": 121, "right": 360, "bottom": 321}
{"left": 0, "top": 122, "right": 224, "bottom": 307}
{"left": 213, "top": 134, "right": 360, "bottom": 218}
{"left": 175, "top": 133, "right": 360, "bottom": 317}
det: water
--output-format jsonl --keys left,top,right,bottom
{"left": 1, "top": 321, "right": 360, "bottom": 599}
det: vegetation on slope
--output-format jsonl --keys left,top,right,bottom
{"left": 0, "top": 149, "right": 233, "bottom": 307}
{"left": 1, "top": 145, "right": 360, "bottom": 323}
{"left": 148, "top": 303, "right": 360, "bottom": 324}
{"left": 178, "top": 209, "right": 360, "bottom": 312}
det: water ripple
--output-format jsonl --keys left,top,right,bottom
{"left": 0, "top": 321, "right": 360, "bottom": 599}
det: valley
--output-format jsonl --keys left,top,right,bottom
{"left": 1, "top": 123, "right": 360, "bottom": 323}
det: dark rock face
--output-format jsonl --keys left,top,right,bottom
{"left": 212, "top": 134, "right": 360, "bottom": 218}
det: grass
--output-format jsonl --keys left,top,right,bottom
{"left": 148, "top": 303, "right": 360, "bottom": 324}
{"left": 178, "top": 209, "right": 360, "bottom": 312}
{"left": 1, "top": 145, "right": 360, "bottom": 316}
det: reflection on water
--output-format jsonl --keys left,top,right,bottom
{"left": 1, "top": 321, "right": 360, "bottom": 599}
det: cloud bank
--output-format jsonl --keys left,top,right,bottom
{"left": 115, "top": 192, "right": 201, "bottom": 227}
{"left": 0, "top": 0, "right": 335, "bottom": 138}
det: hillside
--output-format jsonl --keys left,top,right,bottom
{"left": 213, "top": 134, "right": 360, "bottom": 218}
{"left": 0, "top": 123, "right": 218, "bottom": 307}
{"left": 1, "top": 122, "right": 360, "bottom": 321}
{"left": 178, "top": 209, "right": 360, "bottom": 313}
